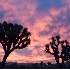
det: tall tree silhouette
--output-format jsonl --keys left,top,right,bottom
{"left": 45, "top": 35, "right": 70, "bottom": 68}
{"left": 0, "top": 21, "right": 31, "bottom": 68}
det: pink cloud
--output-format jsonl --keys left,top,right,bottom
{"left": 0, "top": 0, "right": 38, "bottom": 25}
{"left": 49, "top": 8, "right": 60, "bottom": 17}
{"left": 62, "top": 0, "right": 70, "bottom": 8}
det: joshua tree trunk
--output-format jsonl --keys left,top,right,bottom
{"left": 57, "top": 59, "right": 64, "bottom": 69}
{"left": 1, "top": 54, "right": 9, "bottom": 69}
{"left": 61, "top": 59, "right": 64, "bottom": 69}
{"left": 55, "top": 57, "right": 60, "bottom": 68}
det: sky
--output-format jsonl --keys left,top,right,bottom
{"left": 0, "top": 0, "right": 70, "bottom": 64}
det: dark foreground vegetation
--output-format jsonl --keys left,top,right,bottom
{"left": 0, "top": 21, "right": 70, "bottom": 69}
{"left": 0, "top": 61, "right": 70, "bottom": 69}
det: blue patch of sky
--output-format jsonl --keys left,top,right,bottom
{"left": 15, "top": 48, "right": 32, "bottom": 56}
{"left": 37, "top": 0, "right": 63, "bottom": 12}
{"left": 66, "top": 10, "right": 70, "bottom": 24}
{"left": 39, "top": 30, "right": 48, "bottom": 36}
{"left": 53, "top": 15, "right": 66, "bottom": 23}
{"left": 34, "top": 45, "right": 41, "bottom": 49}
{"left": 0, "top": 11, "right": 5, "bottom": 19}
{"left": 53, "top": 9, "right": 70, "bottom": 25}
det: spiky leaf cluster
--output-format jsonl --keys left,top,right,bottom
{"left": 0, "top": 21, "right": 31, "bottom": 54}
{"left": 45, "top": 35, "right": 70, "bottom": 61}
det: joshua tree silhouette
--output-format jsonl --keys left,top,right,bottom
{"left": 40, "top": 61, "right": 43, "bottom": 67}
{"left": 0, "top": 21, "right": 31, "bottom": 68}
{"left": 45, "top": 35, "right": 70, "bottom": 68}
{"left": 47, "top": 62, "right": 51, "bottom": 68}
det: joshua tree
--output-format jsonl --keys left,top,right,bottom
{"left": 47, "top": 62, "right": 51, "bottom": 68}
{"left": 45, "top": 35, "right": 70, "bottom": 68}
{"left": 0, "top": 21, "right": 31, "bottom": 68}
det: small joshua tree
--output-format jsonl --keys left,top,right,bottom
{"left": 40, "top": 61, "right": 43, "bottom": 67}
{"left": 0, "top": 21, "right": 31, "bottom": 68}
{"left": 45, "top": 35, "right": 70, "bottom": 68}
{"left": 47, "top": 62, "right": 51, "bottom": 68}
